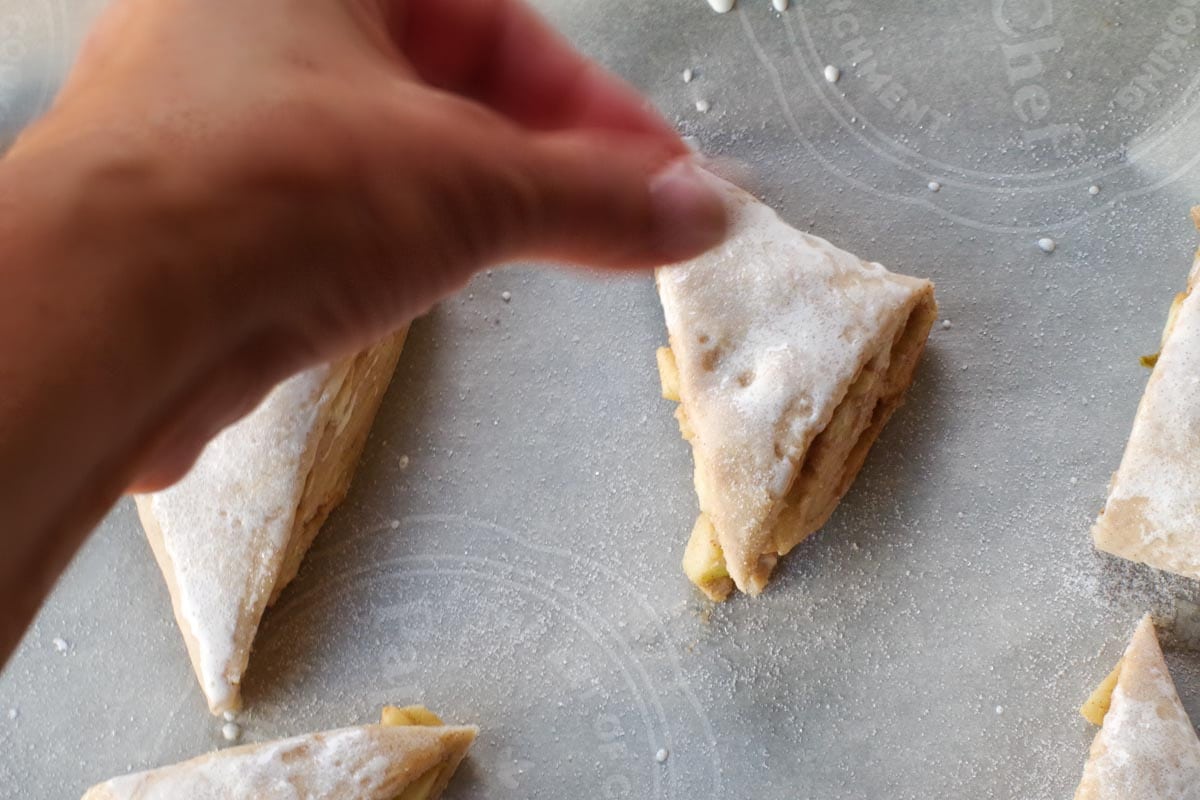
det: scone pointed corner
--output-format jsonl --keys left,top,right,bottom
{"left": 379, "top": 705, "right": 477, "bottom": 799}
{"left": 135, "top": 328, "right": 408, "bottom": 714}
{"left": 82, "top": 706, "right": 476, "bottom": 800}
{"left": 657, "top": 170, "right": 936, "bottom": 600}
{"left": 1091, "top": 239, "right": 1200, "bottom": 581}
{"left": 1074, "top": 615, "right": 1200, "bottom": 800}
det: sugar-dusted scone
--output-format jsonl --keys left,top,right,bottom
{"left": 657, "top": 172, "right": 937, "bottom": 600}
{"left": 1074, "top": 616, "right": 1200, "bottom": 799}
{"left": 1093, "top": 220, "right": 1200, "bottom": 579}
{"left": 81, "top": 706, "right": 475, "bottom": 800}
{"left": 135, "top": 328, "right": 408, "bottom": 714}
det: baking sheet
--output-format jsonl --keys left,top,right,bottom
{"left": 5, "top": 0, "right": 1200, "bottom": 797}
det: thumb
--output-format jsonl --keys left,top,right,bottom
{"left": 489, "top": 131, "right": 730, "bottom": 270}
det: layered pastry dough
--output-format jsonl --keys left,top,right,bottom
{"left": 657, "top": 172, "right": 936, "bottom": 599}
{"left": 1075, "top": 616, "right": 1200, "bottom": 799}
{"left": 136, "top": 329, "right": 408, "bottom": 714}
{"left": 1093, "top": 223, "right": 1200, "bottom": 579}
{"left": 81, "top": 706, "right": 475, "bottom": 800}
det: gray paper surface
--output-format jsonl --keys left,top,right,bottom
{"left": 4, "top": 0, "right": 1200, "bottom": 797}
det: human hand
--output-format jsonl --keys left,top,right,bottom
{"left": 6, "top": 0, "right": 727, "bottom": 490}
{"left": 0, "top": 0, "right": 727, "bottom": 656}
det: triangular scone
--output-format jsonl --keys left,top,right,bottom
{"left": 82, "top": 706, "right": 476, "bottom": 799}
{"left": 135, "top": 328, "right": 408, "bottom": 714}
{"left": 1093, "top": 222, "right": 1200, "bottom": 578}
{"left": 1075, "top": 616, "right": 1200, "bottom": 799}
{"left": 657, "top": 173, "right": 936, "bottom": 600}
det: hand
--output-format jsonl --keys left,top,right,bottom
{"left": 9, "top": 0, "right": 727, "bottom": 489}
{"left": 0, "top": 0, "right": 726, "bottom": 660}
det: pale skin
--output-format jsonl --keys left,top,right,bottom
{"left": 0, "top": 0, "right": 727, "bottom": 662}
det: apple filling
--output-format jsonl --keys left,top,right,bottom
{"left": 381, "top": 706, "right": 451, "bottom": 800}
{"left": 682, "top": 515, "right": 734, "bottom": 602}
{"left": 1080, "top": 660, "right": 1124, "bottom": 727}
{"left": 1141, "top": 290, "right": 1188, "bottom": 368}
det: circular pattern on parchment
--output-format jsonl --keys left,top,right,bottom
{"left": 247, "top": 513, "right": 723, "bottom": 799}
{"left": 736, "top": 1, "right": 1200, "bottom": 231}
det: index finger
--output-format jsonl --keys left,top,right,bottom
{"left": 384, "top": 0, "right": 685, "bottom": 148}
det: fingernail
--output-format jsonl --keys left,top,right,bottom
{"left": 648, "top": 160, "right": 729, "bottom": 261}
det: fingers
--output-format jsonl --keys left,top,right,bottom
{"left": 387, "top": 0, "right": 683, "bottom": 145}
{"left": 481, "top": 130, "right": 729, "bottom": 269}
